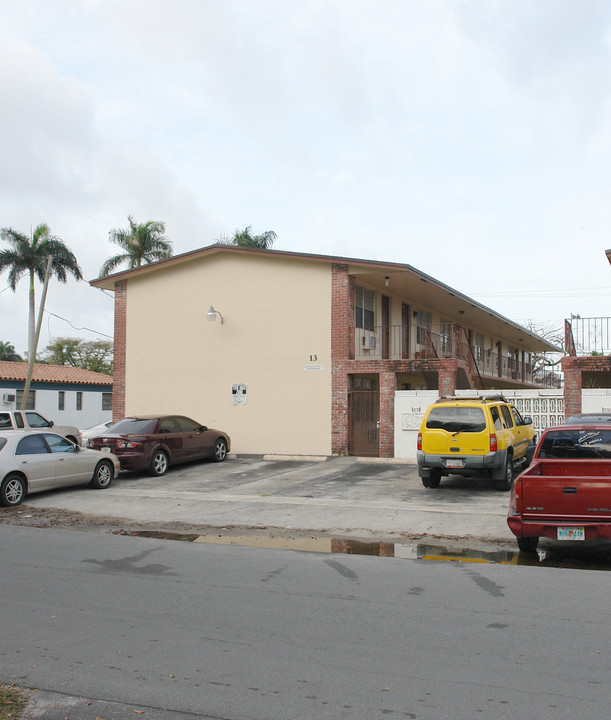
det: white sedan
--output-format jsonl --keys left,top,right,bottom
{"left": 0, "top": 430, "right": 120, "bottom": 507}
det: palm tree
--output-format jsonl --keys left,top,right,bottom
{"left": 100, "top": 216, "right": 173, "bottom": 276}
{"left": 227, "top": 226, "right": 277, "bottom": 249}
{"left": 0, "top": 224, "right": 83, "bottom": 359}
{"left": 0, "top": 341, "right": 23, "bottom": 361}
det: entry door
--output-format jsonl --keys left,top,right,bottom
{"left": 382, "top": 295, "right": 390, "bottom": 359}
{"left": 348, "top": 390, "right": 379, "bottom": 456}
{"left": 401, "top": 303, "right": 410, "bottom": 358}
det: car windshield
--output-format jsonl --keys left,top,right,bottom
{"left": 426, "top": 406, "right": 486, "bottom": 433}
{"left": 108, "top": 418, "right": 158, "bottom": 434}
{"left": 538, "top": 429, "right": 611, "bottom": 459}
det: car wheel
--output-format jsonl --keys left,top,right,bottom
{"left": 517, "top": 536, "right": 539, "bottom": 553}
{"left": 90, "top": 460, "right": 114, "bottom": 489}
{"left": 495, "top": 456, "right": 514, "bottom": 491}
{"left": 149, "top": 450, "right": 169, "bottom": 476}
{"left": 0, "top": 474, "right": 26, "bottom": 507}
{"left": 213, "top": 438, "right": 228, "bottom": 462}
{"left": 422, "top": 469, "right": 441, "bottom": 489}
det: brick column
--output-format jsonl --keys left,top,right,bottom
{"left": 561, "top": 356, "right": 582, "bottom": 418}
{"left": 112, "top": 281, "right": 127, "bottom": 421}
{"left": 331, "top": 264, "right": 350, "bottom": 454}
{"left": 438, "top": 359, "right": 457, "bottom": 396}
{"left": 379, "top": 371, "right": 396, "bottom": 457}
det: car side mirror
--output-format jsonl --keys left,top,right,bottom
{"left": 198, "top": 425, "right": 208, "bottom": 433}
{"left": 49, "top": 420, "right": 54, "bottom": 427}
{"left": 524, "top": 416, "right": 533, "bottom": 425}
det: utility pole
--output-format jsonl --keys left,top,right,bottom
{"left": 20, "top": 256, "right": 53, "bottom": 411}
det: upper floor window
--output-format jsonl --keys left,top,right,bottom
{"left": 58, "top": 391, "right": 65, "bottom": 411}
{"left": 355, "top": 286, "right": 375, "bottom": 330}
{"left": 102, "top": 392, "right": 112, "bottom": 411}
{"left": 440, "top": 319, "right": 452, "bottom": 355}
{"left": 473, "top": 332, "right": 485, "bottom": 361}
{"left": 415, "top": 310, "right": 431, "bottom": 344}
{"left": 76, "top": 392, "right": 83, "bottom": 411}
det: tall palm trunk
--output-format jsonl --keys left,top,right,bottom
{"left": 28, "top": 269, "right": 36, "bottom": 361}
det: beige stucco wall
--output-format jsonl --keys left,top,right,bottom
{"left": 123, "top": 252, "right": 332, "bottom": 455}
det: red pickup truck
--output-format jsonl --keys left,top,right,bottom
{"left": 507, "top": 424, "right": 611, "bottom": 552}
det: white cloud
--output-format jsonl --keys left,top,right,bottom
{"left": 2, "top": 0, "right": 611, "bottom": 356}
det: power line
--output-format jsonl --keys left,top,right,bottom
{"left": 44, "top": 311, "right": 113, "bottom": 339}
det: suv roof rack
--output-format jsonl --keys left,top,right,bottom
{"left": 436, "top": 394, "right": 508, "bottom": 404}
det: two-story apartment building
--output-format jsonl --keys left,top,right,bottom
{"left": 92, "top": 245, "right": 558, "bottom": 457}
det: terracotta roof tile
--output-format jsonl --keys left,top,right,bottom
{"left": 0, "top": 361, "right": 112, "bottom": 386}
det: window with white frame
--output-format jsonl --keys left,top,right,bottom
{"left": 102, "top": 392, "right": 112, "bottom": 411}
{"left": 355, "top": 286, "right": 375, "bottom": 330}
{"left": 76, "top": 392, "right": 83, "bottom": 411}
{"left": 58, "top": 391, "right": 65, "bottom": 411}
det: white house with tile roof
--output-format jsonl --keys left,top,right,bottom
{"left": 0, "top": 361, "right": 113, "bottom": 430}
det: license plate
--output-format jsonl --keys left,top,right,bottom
{"left": 446, "top": 458, "right": 463, "bottom": 468}
{"left": 557, "top": 527, "right": 585, "bottom": 541}
{"left": 101, "top": 447, "right": 112, "bottom": 453}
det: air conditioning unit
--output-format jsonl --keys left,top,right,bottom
{"left": 362, "top": 335, "right": 377, "bottom": 350}
{"left": 2, "top": 393, "right": 16, "bottom": 404}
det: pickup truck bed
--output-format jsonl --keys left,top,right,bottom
{"left": 507, "top": 427, "right": 611, "bottom": 552}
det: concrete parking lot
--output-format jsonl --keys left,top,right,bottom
{"left": 5, "top": 456, "right": 514, "bottom": 549}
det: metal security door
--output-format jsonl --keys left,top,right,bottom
{"left": 349, "top": 390, "right": 379, "bottom": 456}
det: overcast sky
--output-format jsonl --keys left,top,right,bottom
{"left": 2, "top": 0, "right": 611, "bottom": 357}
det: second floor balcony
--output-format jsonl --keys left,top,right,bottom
{"left": 352, "top": 324, "right": 561, "bottom": 388}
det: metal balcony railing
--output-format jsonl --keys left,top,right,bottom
{"left": 565, "top": 317, "right": 611, "bottom": 356}
{"left": 353, "top": 325, "right": 561, "bottom": 388}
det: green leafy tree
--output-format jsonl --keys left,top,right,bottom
{"left": 0, "top": 224, "right": 83, "bottom": 360}
{"left": 42, "top": 337, "right": 113, "bottom": 375}
{"left": 0, "top": 341, "right": 23, "bottom": 361}
{"left": 100, "top": 216, "right": 173, "bottom": 276}
{"left": 220, "top": 225, "right": 277, "bottom": 249}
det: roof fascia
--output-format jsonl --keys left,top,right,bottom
{"left": 90, "top": 245, "right": 560, "bottom": 352}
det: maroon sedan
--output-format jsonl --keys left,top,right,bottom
{"left": 87, "top": 415, "right": 230, "bottom": 476}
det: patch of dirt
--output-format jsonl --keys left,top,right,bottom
{"left": 0, "top": 504, "right": 517, "bottom": 554}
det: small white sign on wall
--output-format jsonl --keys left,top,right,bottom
{"left": 232, "top": 383, "right": 247, "bottom": 405}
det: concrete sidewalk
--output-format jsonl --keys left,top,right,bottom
{"left": 12, "top": 455, "right": 515, "bottom": 549}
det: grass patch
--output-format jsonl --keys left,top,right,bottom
{"left": 0, "top": 682, "right": 28, "bottom": 720}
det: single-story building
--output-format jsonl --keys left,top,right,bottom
{"left": 0, "top": 361, "right": 113, "bottom": 430}
{"left": 91, "top": 245, "right": 558, "bottom": 457}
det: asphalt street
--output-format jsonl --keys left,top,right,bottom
{"left": 3, "top": 524, "right": 611, "bottom": 720}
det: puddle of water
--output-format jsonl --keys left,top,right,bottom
{"left": 194, "top": 534, "right": 332, "bottom": 552}
{"left": 417, "top": 545, "right": 518, "bottom": 565}
{"left": 113, "top": 531, "right": 611, "bottom": 570}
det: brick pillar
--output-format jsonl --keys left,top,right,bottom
{"left": 561, "top": 356, "right": 582, "bottom": 418}
{"left": 379, "top": 371, "right": 396, "bottom": 457}
{"left": 112, "top": 281, "right": 127, "bottom": 421}
{"left": 331, "top": 264, "right": 350, "bottom": 454}
{"left": 438, "top": 359, "right": 457, "bottom": 397}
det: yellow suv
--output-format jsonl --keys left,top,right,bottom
{"left": 416, "top": 395, "right": 535, "bottom": 490}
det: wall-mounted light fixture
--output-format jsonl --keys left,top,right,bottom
{"left": 384, "top": 276, "right": 390, "bottom": 287}
{"left": 207, "top": 306, "right": 224, "bottom": 324}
